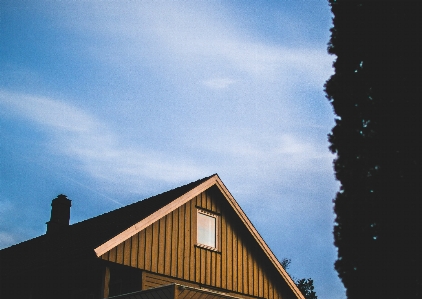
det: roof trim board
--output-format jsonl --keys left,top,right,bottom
{"left": 94, "top": 176, "right": 218, "bottom": 256}
{"left": 94, "top": 174, "right": 305, "bottom": 299}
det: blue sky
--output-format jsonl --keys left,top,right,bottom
{"left": 0, "top": 1, "right": 344, "bottom": 298}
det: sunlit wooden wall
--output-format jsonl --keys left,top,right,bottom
{"left": 100, "top": 186, "right": 291, "bottom": 299}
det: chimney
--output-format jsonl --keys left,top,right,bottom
{"left": 46, "top": 194, "right": 72, "bottom": 234}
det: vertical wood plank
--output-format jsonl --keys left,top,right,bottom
{"left": 190, "top": 201, "right": 196, "bottom": 281}
{"left": 210, "top": 190, "right": 214, "bottom": 212}
{"left": 248, "top": 247, "right": 254, "bottom": 295}
{"left": 145, "top": 226, "right": 152, "bottom": 271}
{"left": 206, "top": 191, "right": 211, "bottom": 211}
{"left": 269, "top": 279, "right": 274, "bottom": 299}
{"left": 206, "top": 250, "right": 211, "bottom": 286}
{"left": 200, "top": 248, "right": 206, "bottom": 285}
{"left": 141, "top": 271, "right": 146, "bottom": 290}
{"left": 195, "top": 192, "right": 200, "bottom": 208}
{"left": 211, "top": 251, "right": 216, "bottom": 287}
{"left": 151, "top": 221, "right": 159, "bottom": 273}
{"left": 198, "top": 192, "right": 202, "bottom": 208}
{"left": 131, "top": 233, "right": 138, "bottom": 268}
{"left": 243, "top": 244, "right": 248, "bottom": 294}
{"left": 258, "top": 265, "right": 263, "bottom": 297}
{"left": 201, "top": 192, "right": 206, "bottom": 209}
{"left": 226, "top": 219, "right": 233, "bottom": 291}
{"left": 215, "top": 192, "right": 221, "bottom": 214}
{"left": 123, "top": 238, "right": 131, "bottom": 266}
{"left": 101, "top": 266, "right": 110, "bottom": 299}
{"left": 263, "top": 273, "right": 268, "bottom": 299}
{"left": 158, "top": 217, "right": 166, "bottom": 274}
{"left": 138, "top": 230, "right": 146, "bottom": 269}
{"left": 253, "top": 250, "right": 258, "bottom": 296}
{"left": 171, "top": 209, "right": 178, "bottom": 277}
{"left": 177, "top": 204, "right": 185, "bottom": 278}
{"left": 109, "top": 247, "right": 117, "bottom": 263}
{"left": 232, "top": 228, "right": 237, "bottom": 292}
{"left": 164, "top": 214, "right": 172, "bottom": 276}
{"left": 216, "top": 248, "right": 221, "bottom": 288}
{"left": 195, "top": 247, "right": 201, "bottom": 283}
{"left": 237, "top": 237, "right": 242, "bottom": 293}
{"left": 221, "top": 212, "right": 227, "bottom": 289}
{"left": 116, "top": 243, "right": 124, "bottom": 264}
{"left": 184, "top": 201, "right": 191, "bottom": 281}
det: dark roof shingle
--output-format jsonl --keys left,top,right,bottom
{"left": 0, "top": 174, "right": 215, "bottom": 274}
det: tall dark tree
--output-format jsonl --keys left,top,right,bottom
{"left": 325, "top": 1, "right": 422, "bottom": 298}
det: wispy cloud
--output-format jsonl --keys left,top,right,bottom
{"left": 49, "top": 1, "right": 332, "bottom": 87}
{"left": 0, "top": 90, "right": 206, "bottom": 193}
{"left": 0, "top": 91, "right": 100, "bottom": 132}
{"left": 203, "top": 78, "right": 236, "bottom": 89}
{"left": 0, "top": 0, "right": 334, "bottom": 198}
{"left": 1, "top": 88, "right": 332, "bottom": 198}
{"left": 194, "top": 128, "right": 333, "bottom": 190}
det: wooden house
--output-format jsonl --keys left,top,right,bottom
{"left": 0, "top": 174, "right": 305, "bottom": 299}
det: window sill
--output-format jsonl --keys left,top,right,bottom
{"left": 195, "top": 243, "right": 220, "bottom": 253}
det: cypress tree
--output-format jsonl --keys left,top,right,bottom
{"left": 325, "top": 1, "right": 422, "bottom": 298}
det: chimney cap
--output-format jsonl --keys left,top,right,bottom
{"left": 51, "top": 194, "right": 72, "bottom": 205}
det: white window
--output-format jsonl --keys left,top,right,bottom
{"left": 197, "top": 210, "right": 218, "bottom": 249}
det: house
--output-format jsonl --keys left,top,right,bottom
{"left": 0, "top": 174, "right": 305, "bottom": 299}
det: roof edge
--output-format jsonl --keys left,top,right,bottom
{"left": 94, "top": 174, "right": 219, "bottom": 257}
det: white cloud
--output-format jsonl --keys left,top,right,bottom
{"left": 0, "top": 88, "right": 333, "bottom": 199}
{"left": 0, "top": 0, "right": 334, "bottom": 197}
{"left": 0, "top": 90, "right": 206, "bottom": 192}
{"left": 0, "top": 90, "right": 99, "bottom": 133}
{"left": 197, "top": 128, "right": 331, "bottom": 172}
{"left": 49, "top": 1, "right": 332, "bottom": 87}
{"left": 202, "top": 78, "right": 236, "bottom": 89}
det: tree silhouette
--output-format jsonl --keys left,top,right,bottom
{"left": 325, "top": 1, "right": 422, "bottom": 298}
{"left": 281, "top": 258, "right": 317, "bottom": 299}
{"left": 295, "top": 278, "right": 317, "bottom": 299}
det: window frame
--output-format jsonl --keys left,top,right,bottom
{"left": 196, "top": 209, "right": 220, "bottom": 251}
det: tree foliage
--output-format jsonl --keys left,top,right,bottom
{"left": 281, "top": 258, "right": 317, "bottom": 299}
{"left": 325, "top": 1, "right": 422, "bottom": 298}
{"left": 281, "top": 258, "right": 291, "bottom": 270}
{"left": 295, "top": 278, "right": 317, "bottom": 299}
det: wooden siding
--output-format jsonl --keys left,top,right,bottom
{"left": 101, "top": 187, "right": 289, "bottom": 299}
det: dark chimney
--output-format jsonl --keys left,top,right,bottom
{"left": 46, "top": 194, "right": 72, "bottom": 234}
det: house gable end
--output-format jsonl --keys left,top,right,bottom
{"left": 98, "top": 176, "right": 304, "bottom": 299}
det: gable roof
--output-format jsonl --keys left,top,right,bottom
{"left": 93, "top": 174, "right": 304, "bottom": 299}
{"left": 0, "top": 175, "right": 213, "bottom": 274}
{"left": 71, "top": 174, "right": 216, "bottom": 251}
{"left": 0, "top": 174, "right": 304, "bottom": 299}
